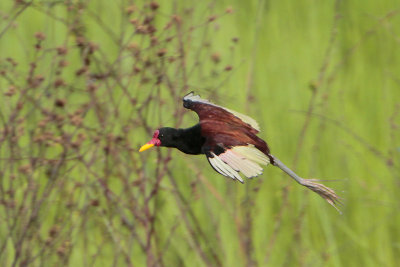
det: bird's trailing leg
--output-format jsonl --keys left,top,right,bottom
{"left": 271, "top": 155, "right": 341, "bottom": 213}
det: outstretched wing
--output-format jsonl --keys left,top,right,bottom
{"left": 183, "top": 91, "right": 271, "bottom": 156}
{"left": 183, "top": 92, "right": 260, "bottom": 133}
{"left": 205, "top": 144, "right": 271, "bottom": 183}
{"left": 183, "top": 92, "right": 273, "bottom": 182}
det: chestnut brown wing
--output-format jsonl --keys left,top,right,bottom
{"left": 183, "top": 92, "right": 271, "bottom": 155}
{"left": 183, "top": 92, "right": 260, "bottom": 134}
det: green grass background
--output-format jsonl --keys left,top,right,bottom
{"left": 0, "top": 0, "right": 399, "bottom": 266}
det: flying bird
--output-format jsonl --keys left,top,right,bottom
{"left": 140, "top": 92, "right": 340, "bottom": 210}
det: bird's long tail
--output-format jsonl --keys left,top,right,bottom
{"left": 271, "top": 155, "right": 341, "bottom": 213}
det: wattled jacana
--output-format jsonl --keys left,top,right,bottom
{"left": 140, "top": 92, "right": 340, "bottom": 211}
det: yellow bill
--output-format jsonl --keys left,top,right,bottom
{"left": 139, "top": 143, "right": 154, "bottom": 152}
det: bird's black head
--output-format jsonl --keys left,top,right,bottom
{"left": 139, "top": 127, "right": 178, "bottom": 152}
{"left": 156, "top": 127, "right": 179, "bottom": 147}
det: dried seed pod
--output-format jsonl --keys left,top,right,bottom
{"left": 88, "top": 42, "right": 99, "bottom": 53}
{"left": 211, "top": 52, "right": 221, "bottom": 63}
{"left": 150, "top": 36, "right": 158, "bottom": 46}
{"left": 54, "top": 79, "right": 66, "bottom": 88}
{"left": 56, "top": 46, "right": 68, "bottom": 55}
{"left": 127, "top": 42, "right": 139, "bottom": 51}
{"left": 136, "top": 25, "right": 148, "bottom": 34}
{"left": 90, "top": 199, "right": 100, "bottom": 207}
{"left": 34, "top": 32, "right": 46, "bottom": 41}
{"left": 149, "top": 2, "right": 159, "bottom": 10}
{"left": 54, "top": 98, "right": 66, "bottom": 108}
{"left": 224, "top": 65, "right": 233, "bottom": 71}
{"left": 208, "top": 15, "right": 217, "bottom": 22}
{"left": 133, "top": 66, "right": 141, "bottom": 74}
{"left": 129, "top": 18, "right": 139, "bottom": 26}
{"left": 58, "top": 60, "right": 69, "bottom": 68}
{"left": 125, "top": 5, "right": 136, "bottom": 14}
{"left": 172, "top": 14, "right": 181, "bottom": 24}
{"left": 4, "top": 86, "right": 16, "bottom": 96}
{"left": 49, "top": 225, "right": 60, "bottom": 238}
{"left": 70, "top": 115, "right": 83, "bottom": 126}
{"left": 76, "top": 66, "right": 88, "bottom": 76}
{"left": 157, "top": 48, "right": 167, "bottom": 57}
{"left": 76, "top": 36, "right": 86, "bottom": 47}
{"left": 143, "top": 16, "right": 154, "bottom": 25}
{"left": 226, "top": 6, "right": 234, "bottom": 13}
{"left": 86, "top": 83, "right": 98, "bottom": 92}
{"left": 147, "top": 25, "right": 157, "bottom": 34}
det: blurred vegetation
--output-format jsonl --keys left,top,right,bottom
{"left": 0, "top": 0, "right": 399, "bottom": 266}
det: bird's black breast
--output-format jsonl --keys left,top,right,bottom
{"left": 175, "top": 124, "right": 206, "bottom": 155}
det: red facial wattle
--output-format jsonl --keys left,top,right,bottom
{"left": 139, "top": 130, "right": 161, "bottom": 152}
{"left": 149, "top": 130, "right": 161, "bottom": 146}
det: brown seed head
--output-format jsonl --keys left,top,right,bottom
{"left": 125, "top": 5, "right": 136, "bottom": 14}
{"left": 16, "top": 101, "right": 23, "bottom": 110}
{"left": 70, "top": 115, "right": 83, "bottom": 126}
{"left": 172, "top": 14, "right": 181, "bottom": 24}
{"left": 143, "top": 16, "right": 154, "bottom": 25}
{"left": 208, "top": 15, "right": 217, "bottom": 22}
{"left": 136, "top": 25, "right": 148, "bottom": 34}
{"left": 147, "top": 25, "right": 157, "bottom": 34}
{"left": 211, "top": 52, "right": 221, "bottom": 63}
{"left": 58, "top": 60, "right": 69, "bottom": 68}
{"left": 150, "top": 2, "right": 159, "bottom": 10}
{"left": 76, "top": 66, "right": 88, "bottom": 76}
{"left": 29, "top": 75, "right": 45, "bottom": 88}
{"left": 76, "top": 36, "right": 86, "bottom": 46}
{"left": 4, "top": 86, "right": 17, "bottom": 96}
{"left": 54, "top": 98, "right": 66, "bottom": 108}
{"left": 88, "top": 42, "right": 99, "bottom": 53}
{"left": 86, "top": 83, "right": 98, "bottom": 92}
{"left": 224, "top": 65, "right": 233, "bottom": 71}
{"left": 56, "top": 46, "right": 68, "bottom": 55}
{"left": 157, "top": 48, "right": 167, "bottom": 57}
{"left": 49, "top": 225, "right": 60, "bottom": 237}
{"left": 34, "top": 32, "right": 46, "bottom": 41}
{"left": 45, "top": 238, "right": 53, "bottom": 246}
{"left": 57, "top": 246, "right": 66, "bottom": 257}
{"left": 129, "top": 18, "right": 139, "bottom": 26}
{"left": 77, "top": 133, "right": 86, "bottom": 141}
{"left": 90, "top": 199, "right": 100, "bottom": 206}
{"left": 226, "top": 6, "right": 234, "bottom": 13}
{"left": 133, "top": 66, "right": 141, "bottom": 74}
{"left": 76, "top": 36, "right": 86, "bottom": 47}
{"left": 150, "top": 36, "right": 158, "bottom": 46}
{"left": 54, "top": 78, "right": 66, "bottom": 88}
{"left": 128, "top": 42, "right": 139, "bottom": 51}
{"left": 14, "top": 0, "right": 25, "bottom": 5}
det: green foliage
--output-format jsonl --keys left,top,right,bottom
{"left": 0, "top": 0, "right": 399, "bottom": 266}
